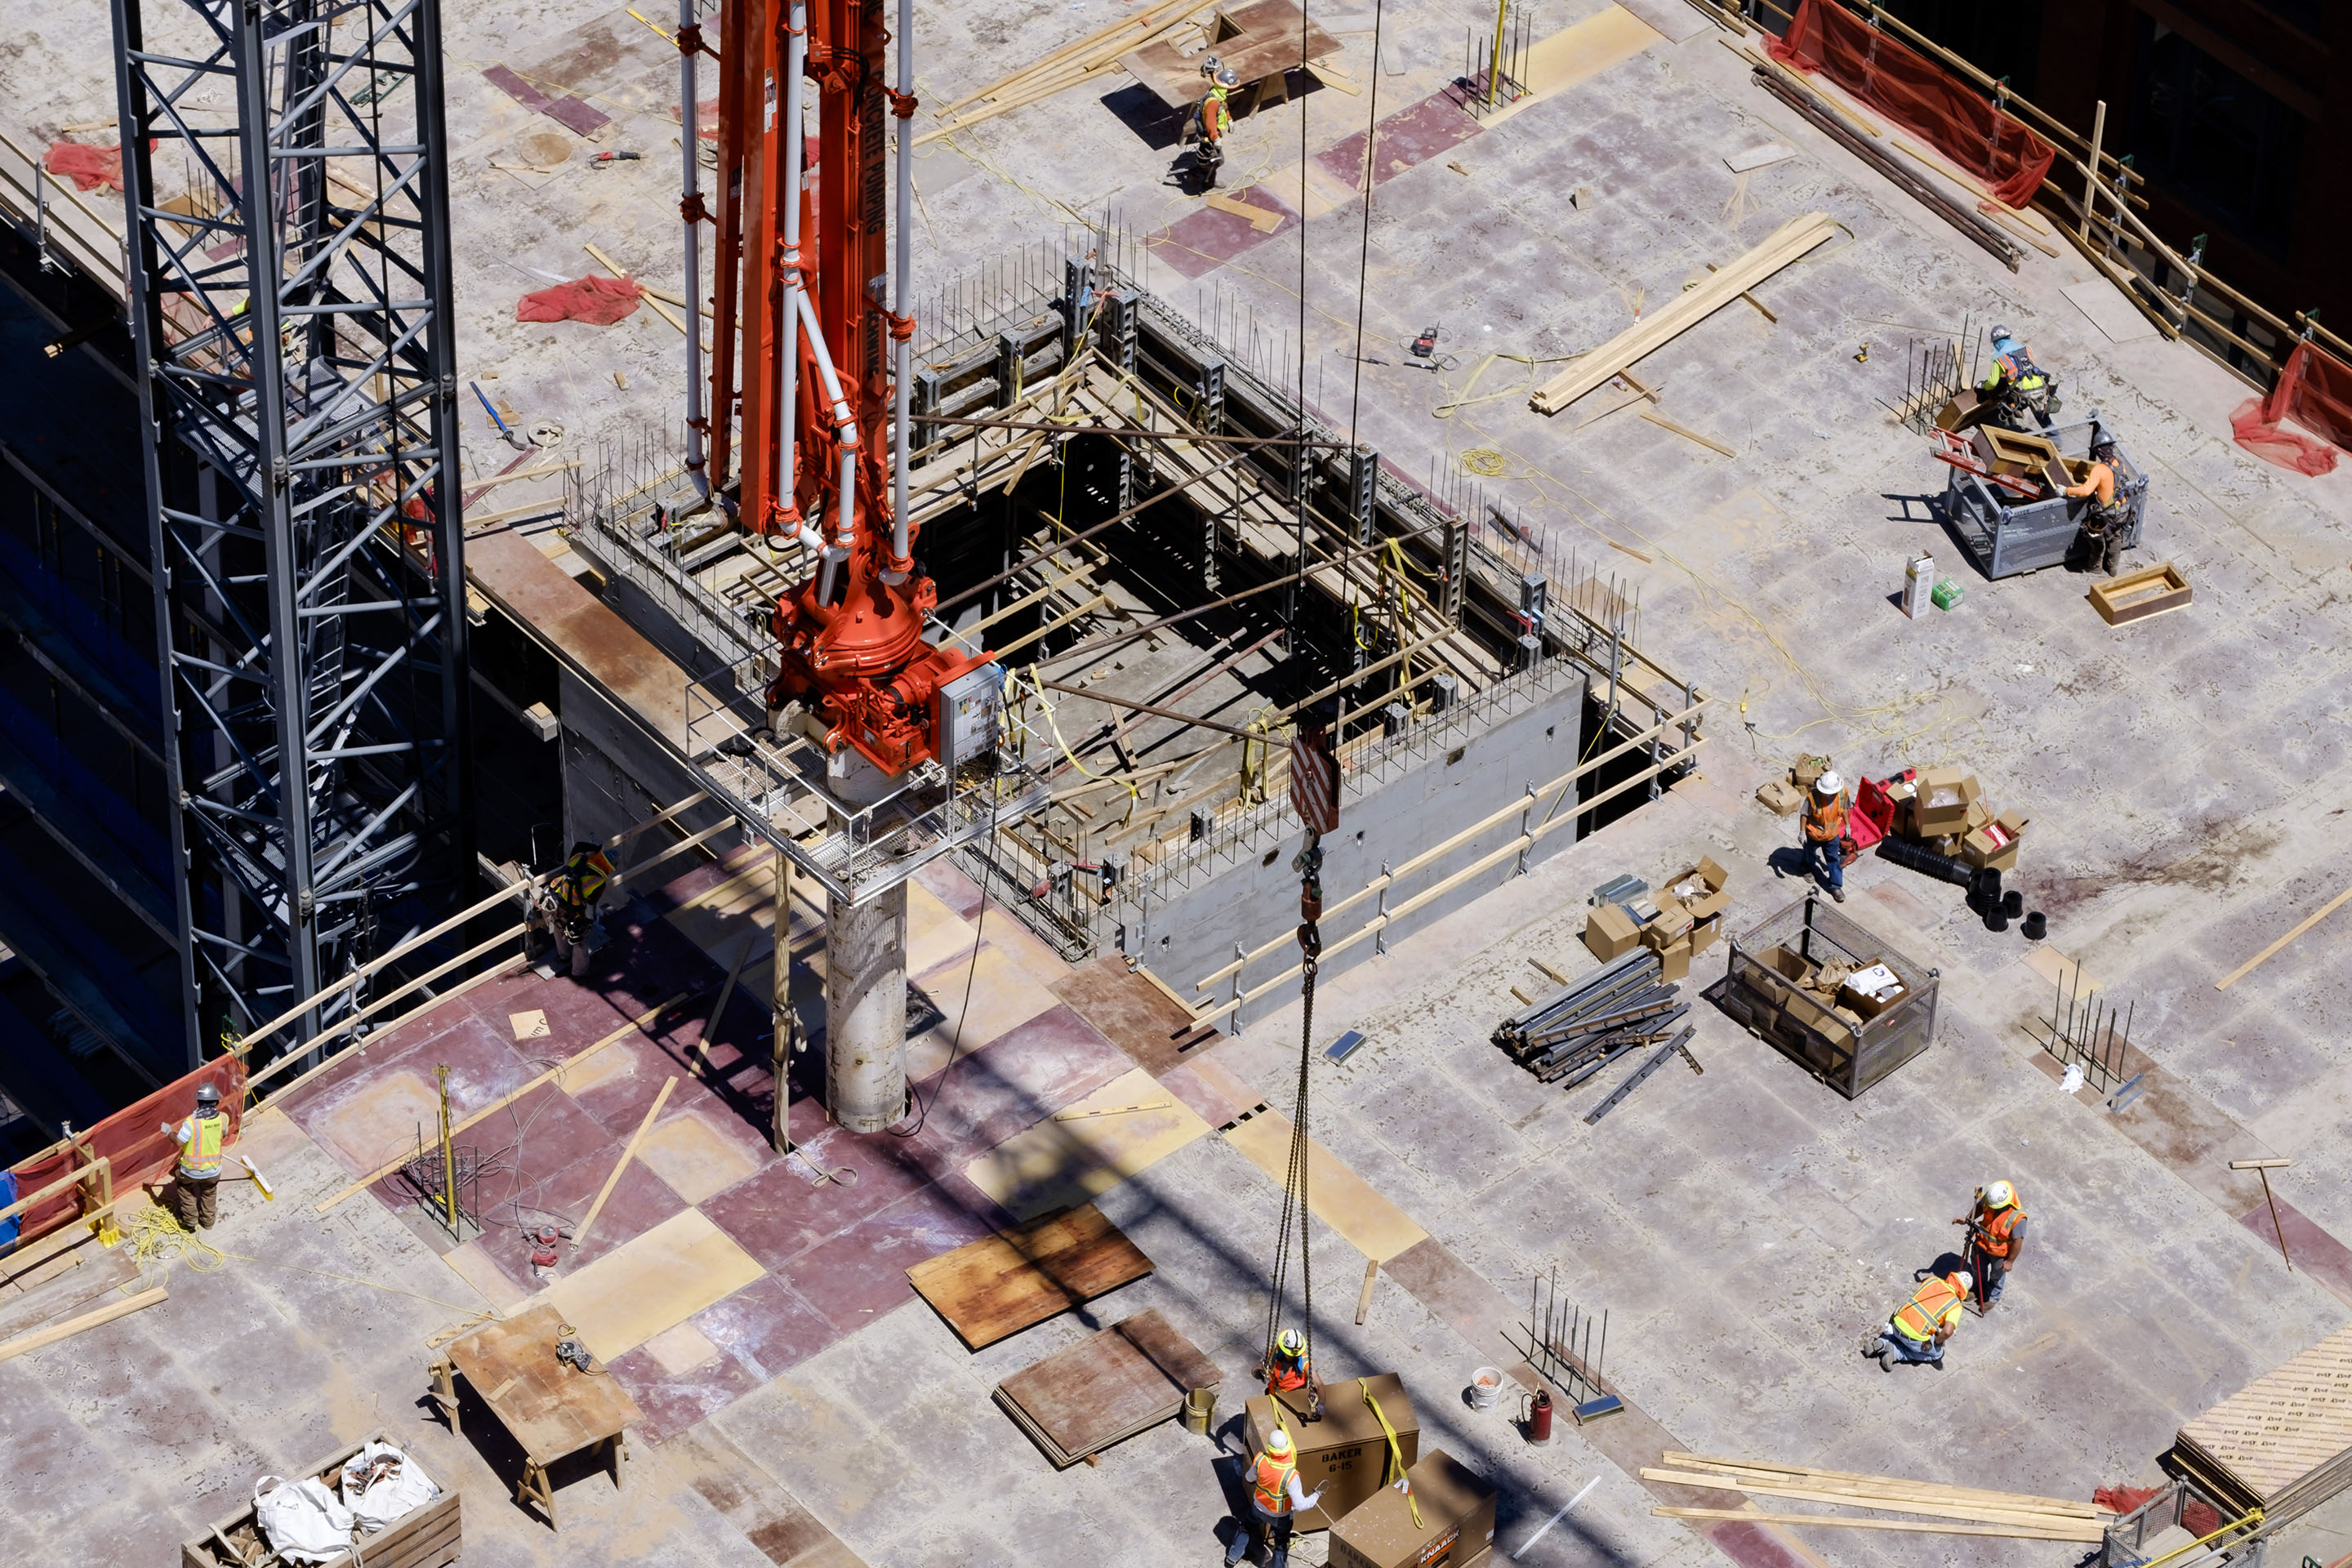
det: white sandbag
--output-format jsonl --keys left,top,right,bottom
{"left": 340, "top": 1441, "right": 442, "bottom": 1532}
{"left": 254, "top": 1473, "right": 354, "bottom": 1565}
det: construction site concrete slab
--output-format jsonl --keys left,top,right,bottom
{"left": 964, "top": 1065, "right": 1216, "bottom": 1220}
{"left": 1223, "top": 1106, "right": 1431, "bottom": 1263}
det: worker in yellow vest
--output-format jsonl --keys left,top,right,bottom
{"left": 1957, "top": 1181, "right": 2028, "bottom": 1307}
{"left": 543, "top": 840, "right": 615, "bottom": 977}
{"left": 1801, "top": 769, "right": 1851, "bottom": 905}
{"left": 1193, "top": 63, "right": 1239, "bottom": 191}
{"left": 1224, "top": 1425, "right": 1324, "bottom": 1568}
{"left": 159, "top": 1080, "right": 229, "bottom": 1231}
{"left": 1865, "top": 1269, "right": 1971, "bottom": 1370}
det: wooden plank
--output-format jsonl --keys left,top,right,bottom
{"left": 1356, "top": 1257, "right": 1379, "bottom": 1324}
{"left": 2088, "top": 562, "right": 2191, "bottom": 626}
{"left": 1115, "top": 1305, "right": 1221, "bottom": 1392}
{"left": 1532, "top": 213, "right": 1836, "bottom": 412}
{"left": 1639, "top": 1470, "right": 2102, "bottom": 1528}
{"left": 577, "top": 1078, "right": 676, "bottom": 1242}
{"left": 0, "top": 1284, "right": 167, "bottom": 1363}
{"left": 316, "top": 994, "right": 687, "bottom": 1210}
{"left": 906, "top": 1204, "right": 1155, "bottom": 1349}
{"left": 1660, "top": 1454, "right": 2109, "bottom": 1516}
{"left": 1639, "top": 408, "right": 1737, "bottom": 457}
{"left": 996, "top": 1309, "right": 1206, "bottom": 1464}
{"left": 1203, "top": 192, "right": 1283, "bottom": 234}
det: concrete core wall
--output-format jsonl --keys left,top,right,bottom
{"left": 1117, "top": 671, "right": 1590, "bottom": 1026}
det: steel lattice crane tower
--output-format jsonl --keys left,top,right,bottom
{"left": 110, "top": 0, "right": 474, "bottom": 1063}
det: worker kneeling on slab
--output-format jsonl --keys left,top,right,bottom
{"left": 1225, "top": 1426, "right": 1324, "bottom": 1568}
{"left": 1865, "top": 1270, "right": 1970, "bottom": 1370}
{"left": 161, "top": 1080, "right": 228, "bottom": 1231}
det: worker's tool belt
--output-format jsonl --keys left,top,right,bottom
{"left": 2084, "top": 497, "right": 2127, "bottom": 533}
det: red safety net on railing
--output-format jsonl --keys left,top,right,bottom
{"left": 2231, "top": 341, "right": 2350, "bottom": 477}
{"left": 4, "top": 1055, "right": 245, "bottom": 1246}
{"left": 1767, "top": 0, "right": 2056, "bottom": 209}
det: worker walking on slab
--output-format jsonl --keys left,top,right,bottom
{"left": 1801, "top": 770, "right": 1851, "bottom": 905}
{"left": 1957, "top": 1181, "right": 2027, "bottom": 1307}
{"left": 1191, "top": 62, "right": 1238, "bottom": 190}
{"left": 1224, "top": 1425, "right": 1324, "bottom": 1568}
{"left": 1979, "top": 326, "right": 2057, "bottom": 429}
{"left": 159, "top": 1081, "right": 228, "bottom": 1231}
{"left": 1865, "top": 1270, "right": 1971, "bottom": 1370}
{"left": 542, "top": 840, "right": 615, "bottom": 977}
{"left": 2063, "top": 440, "right": 2132, "bottom": 576}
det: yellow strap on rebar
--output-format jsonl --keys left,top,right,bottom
{"left": 1359, "top": 1379, "right": 1421, "bottom": 1528}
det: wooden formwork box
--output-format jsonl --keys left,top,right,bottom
{"left": 179, "top": 1430, "right": 461, "bottom": 1568}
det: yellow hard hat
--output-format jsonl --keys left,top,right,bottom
{"left": 1265, "top": 1428, "right": 1294, "bottom": 1457}
{"left": 1984, "top": 1180, "right": 2016, "bottom": 1209}
{"left": 1276, "top": 1328, "right": 1305, "bottom": 1357}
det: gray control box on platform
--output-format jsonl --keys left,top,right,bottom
{"left": 936, "top": 662, "right": 1006, "bottom": 773}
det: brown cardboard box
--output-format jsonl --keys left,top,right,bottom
{"left": 1245, "top": 1376, "right": 1419, "bottom": 1531}
{"left": 1689, "top": 915, "right": 1721, "bottom": 956}
{"left": 1962, "top": 797, "right": 1993, "bottom": 833}
{"left": 1837, "top": 961, "right": 1908, "bottom": 1020}
{"left": 1792, "top": 755, "right": 1829, "bottom": 788}
{"left": 1961, "top": 814, "right": 2025, "bottom": 871}
{"left": 1583, "top": 905, "right": 1641, "bottom": 962}
{"left": 1913, "top": 767, "right": 1980, "bottom": 834}
{"left": 1883, "top": 777, "right": 1919, "bottom": 836}
{"left": 1640, "top": 903, "right": 1694, "bottom": 951}
{"left": 1755, "top": 777, "right": 1804, "bottom": 816}
{"left": 1330, "top": 1448, "right": 1499, "bottom": 1568}
{"left": 1656, "top": 933, "right": 1693, "bottom": 982}
{"left": 1662, "top": 857, "right": 1731, "bottom": 922}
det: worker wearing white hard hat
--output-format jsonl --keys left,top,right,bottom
{"left": 1956, "top": 1180, "right": 2028, "bottom": 1307}
{"left": 1225, "top": 1423, "right": 1324, "bottom": 1568}
{"left": 1801, "top": 768, "right": 1852, "bottom": 904}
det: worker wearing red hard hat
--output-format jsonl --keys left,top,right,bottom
{"left": 1802, "top": 769, "right": 1852, "bottom": 905}
{"left": 1224, "top": 1424, "right": 1324, "bottom": 1568}
{"left": 1866, "top": 1270, "right": 1971, "bottom": 1370}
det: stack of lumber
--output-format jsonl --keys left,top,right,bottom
{"left": 1642, "top": 1453, "right": 2115, "bottom": 1543}
{"left": 995, "top": 1309, "right": 1221, "bottom": 1468}
{"left": 1531, "top": 212, "right": 1838, "bottom": 413}
{"left": 906, "top": 1202, "right": 1155, "bottom": 1350}
{"left": 918, "top": 0, "right": 1220, "bottom": 145}
{"left": 2173, "top": 1323, "right": 2352, "bottom": 1525}
{"left": 1492, "top": 949, "right": 1683, "bottom": 1086}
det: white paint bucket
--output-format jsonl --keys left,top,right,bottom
{"left": 1470, "top": 1366, "right": 1503, "bottom": 1410}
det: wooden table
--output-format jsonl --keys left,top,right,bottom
{"left": 429, "top": 1303, "right": 641, "bottom": 1530}
{"left": 1122, "top": 0, "right": 1343, "bottom": 114}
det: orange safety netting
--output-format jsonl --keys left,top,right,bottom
{"left": 44, "top": 140, "right": 124, "bottom": 193}
{"left": 2231, "top": 341, "right": 2350, "bottom": 477}
{"left": 1767, "top": 0, "right": 2056, "bottom": 210}
{"left": 516, "top": 274, "right": 644, "bottom": 325}
{"left": 4, "top": 1054, "right": 246, "bottom": 1246}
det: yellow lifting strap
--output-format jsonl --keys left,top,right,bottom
{"left": 1359, "top": 1378, "right": 1422, "bottom": 1528}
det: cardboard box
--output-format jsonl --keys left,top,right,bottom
{"left": 1962, "top": 797, "right": 1993, "bottom": 833}
{"left": 1662, "top": 857, "right": 1731, "bottom": 923}
{"left": 1689, "top": 915, "right": 1721, "bottom": 956}
{"left": 1792, "top": 755, "right": 1829, "bottom": 788}
{"left": 1584, "top": 904, "right": 1641, "bottom": 963}
{"left": 1961, "top": 806, "right": 2026, "bottom": 871}
{"left": 1330, "top": 1448, "right": 1498, "bottom": 1568}
{"left": 1656, "top": 933, "right": 1693, "bottom": 982}
{"left": 1245, "top": 1376, "right": 1419, "bottom": 1531}
{"left": 1755, "top": 777, "right": 1804, "bottom": 816}
{"left": 1640, "top": 903, "right": 1694, "bottom": 951}
{"left": 1913, "top": 767, "right": 1980, "bottom": 834}
{"left": 1838, "top": 961, "right": 1908, "bottom": 1020}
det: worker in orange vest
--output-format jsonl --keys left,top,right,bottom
{"left": 159, "top": 1080, "right": 228, "bottom": 1231}
{"left": 1957, "top": 1181, "right": 2028, "bottom": 1307}
{"left": 1262, "top": 1328, "right": 1313, "bottom": 1395}
{"left": 2062, "top": 439, "right": 2132, "bottom": 576}
{"left": 1224, "top": 1424, "right": 1324, "bottom": 1568}
{"left": 1865, "top": 1270, "right": 1971, "bottom": 1370}
{"left": 1802, "top": 769, "right": 1851, "bottom": 904}
{"left": 1193, "top": 63, "right": 1238, "bottom": 190}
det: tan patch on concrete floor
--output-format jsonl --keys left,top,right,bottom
{"left": 306, "top": 1068, "right": 442, "bottom": 1174}
{"left": 635, "top": 1107, "right": 764, "bottom": 1205}
{"left": 910, "top": 940, "right": 1059, "bottom": 1056}
{"left": 903, "top": 882, "right": 978, "bottom": 978}
{"left": 2022, "top": 942, "right": 2100, "bottom": 994}
{"left": 1223, "top": 1108, "right": 1428, "bottom": 1263}
{"left": 541, "top": 1208, "right": 764, "bottom": 1361}
{"left": 964, "top": 1066, "right": 1212, "bottom": 1221}
{"left": 642, "top": 1319, "right": 724, "bottom": 1376}
{"left": 443, "top": 1237, "right": 532, "bottom": 1312}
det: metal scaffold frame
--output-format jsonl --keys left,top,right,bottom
{"left": 111, "top": 0, "right": 473, "bottom": 1064}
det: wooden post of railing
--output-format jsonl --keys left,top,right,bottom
{"left": 2079, "top": 100, "right": 2105, "bottom": 244}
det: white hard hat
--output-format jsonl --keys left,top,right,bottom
{"left": 1952, "top": 1270, "right": 1974, "bottom": 1294}
{"left": 1265, "top": 1428, "right": 1294, "bottom": 1457}
{"left": 1815, "top": 769, "right": 1842, "bottom": 795}
{"left": 1984, "top": 1180, "right": 2016, "bottom": 1209}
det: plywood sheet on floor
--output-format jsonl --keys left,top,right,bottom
{"left": 907, "top": 1202, "right": 1154, "bottom": 1348}
{"left": 541, "top": 1207, "right": 765, "bottom": 1361}
{"left": 1053, "top": 956, "right": 1210, "bottom": 1076}
{"left": 964, "top": 1067, "right": 1211, "bottom": 1222}
{"left": 635, "top": 1107, "right": 766, "bottom": 1205}
{"left": 1223, "top": 1109, "right": 1428, "bottom": 1263}
{"left": 995, "top": 1309, "right": 1220, "bottom": 1467}
{"left": 911, "top": 940, "right": 1062, "bottom": 1057}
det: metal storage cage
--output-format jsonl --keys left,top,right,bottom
{"left": 1710, "top": 894, "right": 1940, "bottom": 1099}
{"left": 1941, "top": 413, "right": 2148, "bottom": 579}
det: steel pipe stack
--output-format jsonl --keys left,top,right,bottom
{"left": 1494, "top": 950, "right": 1688, "bottom": 1087}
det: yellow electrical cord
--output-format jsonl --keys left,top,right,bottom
{"left": 1460, "top": 448, "right": 1508, "bottom": 475}
{"left": 123, "top": 1205, "right": 226, "bottom": 1276}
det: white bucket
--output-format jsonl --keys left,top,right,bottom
{"left": 1470, "top": 1367, "right": 1503, "bottom": 1410}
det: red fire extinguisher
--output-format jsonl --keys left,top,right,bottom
{"left": 1523, "top": 1388, "right": 1553, "bottom": 1446}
